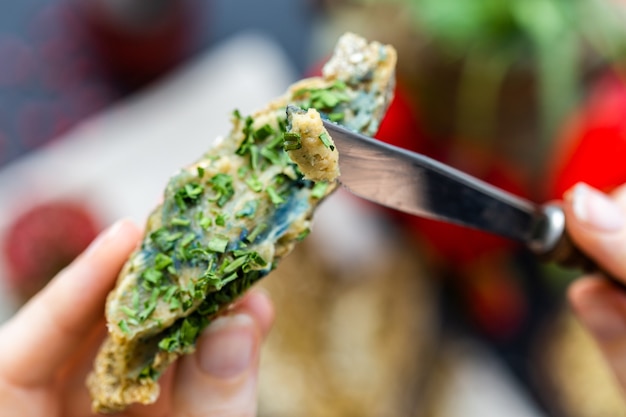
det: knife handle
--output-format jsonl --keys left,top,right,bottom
{"left": 537, "top": 203, "right": 626, "bottom": 288}
{"left": 538, "top": 225, "right": 598, "bottom": 273}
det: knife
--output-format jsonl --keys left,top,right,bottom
{"left": 323, "top": 119, "right": 598, "bottom": 273}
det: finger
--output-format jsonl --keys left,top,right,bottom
{"left": 172, "top": 289, "right": 274, "bottom": 417}
{"left": 0, "top": 219, "right": 141, "bottom": 386}
{"left": 563, "top": 183, "right": 626, "bottom": 281}
{"left": 568, "top": 275, "right": 626, "bottom": 391}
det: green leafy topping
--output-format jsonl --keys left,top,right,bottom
{"left": 296, "top": 81, "right": 350, "bottom": 110}
{"left": 237, "top": 165, "right": 249, "bottom": 178}
{"left": 254, "top": 124, "right": 275, "bottom": 141}
{"left": 249, "top": 145, "right": 260, "bottom": 170}
{"left": 311, "top": 181, "right": 329, "bottom": 199}
{"left": 260, "top": 146, "right": 282, "bottom": 165}
{"left": 245, "top": 176, "right": 263, "bottom": 192}
{"left": 120, "top": 306, "right": 137, "bottom": 320}
{"left": 175, "top": 183, "right": 204, "bottom": 210}
{"left": 196, "top": 166, "right": 205, "bottom": 178}
{"left": 118, "top": 320, "right": 131, "bottom": 334}
{"left": 158, "top": 316, "right": 205, "bottom": 353}
{"left": 171, "top": 217, "right": 191, "bottom": 227}
{"left": 266, "top": 186, "right": 285, "bottom": 205}
{"left": 233, "top": 109, "right": 243, "bottom": 120}
{"left": 208, "top": 235, "right": 229, "bottom": 253}
{"left": 208, "top": 174, "right": 234, "bottom": 207}
{"left": 235, "top": 115, "right": 255, "bottom": 156}
{"left": 139, "top": 366, "right": 159, "bottom": 380}
{"left": 154, "top": 253, "right": 173, "bottom": 270}
{"left": 318, "top": 132, "right": 335, "bottom": 151}
{"left": 246, "top": 223, "right": 267, "bottom": 243}
{"left": 283, "top": 132, "right": 302, "bottom": 151}
{"left": 297, "top": 228, "right": 311, "bottom": 241}
{"left": 150, "top": 228, "right": 183, "bottom": 252}
{"left": 199, "top": 214, "right": 212, "bottom": 230}
{"left": 215, "top": 212, "right": 229, "bottom": 226}
{"left": 221, "top": 255, "right": 249, "bottom": 275}
{"left": 143, "top": 268, "right": 163, "bottom": 286}
{"left": 180, "top": 232, "right": 196, "bottom": 247}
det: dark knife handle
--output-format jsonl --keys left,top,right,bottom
{"left": 536, "top": 203, "right": 626, "bottom": 289}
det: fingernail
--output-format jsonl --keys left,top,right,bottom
{"left": 570, "top": 183, "right": 625, "bottom": 232}
{"left": 84, "top": 219, "right": 126, "bottom": 258}
{"left": 198, "top": 314, "right": 256, "bottom": 378}
{"left": 579, "top": 300, "right": 626, "bottom": 342}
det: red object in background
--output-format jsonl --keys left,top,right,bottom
{"left": 548, "top": 73, "right": 626, "bottom": 199}
{"left": 376, "top": 86, "right": 527, "bottom": 265}
{"left": 375, "top": 86, "right": 532, "bottom": 339}
{"left": 3, "top": 201, "right": 101, "bottom": 302}
{"left": 77, "top": 0, "right": 195, "bottom": 88}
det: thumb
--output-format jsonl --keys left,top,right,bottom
{"left": 171, "top": 290, "right": 274, "bottom": 417}
{"left": 564, "top": 182, "right": 626, "bottom": 281}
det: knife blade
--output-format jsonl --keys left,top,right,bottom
{"left": 322, "top": 119, "right": 595, "bottom": 272}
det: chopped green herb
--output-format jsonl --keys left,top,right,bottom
{"left": 222, "top": 255, "right": 248, "bottom": 274}
{"left": 219, "top": 273, "right": 239, "bottom": 289}
{"left": 215, "top": 212, "right": 229, "bottom": 226}
{"left": 199, "top": 215, "right": 212, "bottom": 230}
{"left": 254, "top": 124, "right": 275, "bottom": 141}
{"left": 143, "top": 268, "right": 163, "bottom": 286}
{"left": 150, "top": 228, "right": 183, "bottom": 252}
{"left": 171, "top": 217, "right": 191, "bottom": 227}
{"left": 245, "top": 176, "right": 263, "bottom": 192}
{"left": 296, "top": 228, "right": 311, "bottom": 241}
{"left": 180, "top": 317, "right": 201, "bottom": 346}
{"left": 164, "top": 285, "right": 178, "bottom": 302}
{"left": 175, "top": 183, "right": 204, "bottom": 210}
{"left": 260, "top": 146, "right": 282, "bottom": 165}
{"left": 237, "top": 165, "right": 249, "bottom": 178}
{"left": 208, "top": 174, "right": 234, "bottom": 207}
{"left": 233, "top": 109, "right": 243, "bottom": 120}
{"left": 139, "top": 365, "right": 159, "bottom": 380}
{"left": 318, "top": 132, "right": 335, "bottom": 151}
{"left": 120, "top": 306, "right": 137, "bottom": 319}
{"left": 168, "top": 296, "right": 181, "bottom": 311}
{"left": 249, "top": 145, "right": 260, "bottom": 170}
{"left": 246, "top": 223, "right": 267, "bottom": 243}
{"left": 180, "top": 232, "right": 196, "bottom": 247}
{"left": 118, "top": 320, "right": 131, "bottom": 334}
{"left": 208, "top": 235, "right": 229, "bottom": 253}
{"left": 311, "top": 181, "right": 329, "bottom": 199}
{"left": 235, "top": 115, "right": 255, "bottom": 156}
{"left": 283, "top": 132, "right": 302, "bottom": 151}
{"left": 266, "top": 186, "right": 285, "bottom": 205}
{"left": 196, "top": 166, "right": 205, "bottom": 178}
{"left": 154, "top": 253, "right": 173, "bottom": 270}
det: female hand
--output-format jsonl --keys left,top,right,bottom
{"left": 0, "top": 219, "right": 274, "bottom": 416}
{"left": 564, "top": 182, "right": 626, "bottom": 391}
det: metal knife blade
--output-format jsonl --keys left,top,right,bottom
{"left": 323, "top": 119, "right": 565, "bottom": 258}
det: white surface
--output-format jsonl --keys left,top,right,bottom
{"left": 0, "top": 32, "right": 297, "bottom": 317}
{"left": 438, "top": 341, "right": 547, "bottom": 417}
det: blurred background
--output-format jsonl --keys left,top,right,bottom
{"left": 2, "top": 0, "right": 626, "bottom": 416}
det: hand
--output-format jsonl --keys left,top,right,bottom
{"left": 0, "top": 219, "right": 274, "bottom": 416}
{"left": 564, "top": 182, "right": 626, "bottom": 391}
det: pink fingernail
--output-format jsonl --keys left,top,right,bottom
{"left": 571, "top": 183, "right": 625, "bottom": 232}
{"left": 83, "top": 219, "right": 126, "bottom": 258}
{"left": 198, "top": 314, "right": 256, "bottom": 378}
